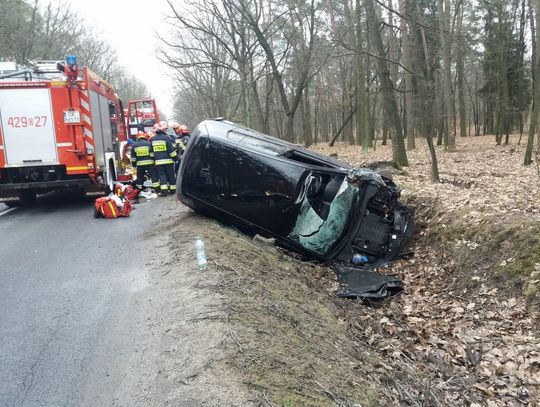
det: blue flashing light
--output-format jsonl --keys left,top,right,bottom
{"left": 66, "top": 55, "right": 77, "bottom": 67}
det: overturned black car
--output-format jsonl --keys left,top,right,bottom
{"left": 176, "top": 119, "right": 413, "bottom": 299}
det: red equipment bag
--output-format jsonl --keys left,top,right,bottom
{"left": 120, "top": 199, "right": 132, "bottom": 217}
{"left": 94, "top": 197, "right": 121, "bottom": 219}
{"left": 122, "top": 185, "right": 140, "bottom": 201}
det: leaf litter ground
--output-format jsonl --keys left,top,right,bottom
{"left": 169, "top": 135, "right": 539, "bottom": 406}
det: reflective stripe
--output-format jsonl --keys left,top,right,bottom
{"left": 152, "top": 182, "right": 160, "bottom": 187}
{"left": 155, "top": 159, "right": 174, "bottom": 165}
{"left": 152, "top": 140, "right": 167, "bottom": 153}
{"left": 169, "top": 185, "right": 177, "bottom": 190}
{"left": 170, "top": 150, "right": 178, "bottom": 158}
{"left": 134, "top": 146, "right": 150, "bottom": 156}
{"left": 109, "top": 202, "right": 119, "bottom": 217}
{"left": 101, "top": 201, "right": 119, "bottom": 218}
{"left": 67, "top": 166, "right": 88, "bottom": 171}
{"left": 137, "top": 160, "right": 154, "bottom": 166}
{"left": 160, "top": 185, "right": 168, "bottom": 190}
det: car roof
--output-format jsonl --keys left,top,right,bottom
{"left": 197, "top": 119, "right": 350, "bottom": 169}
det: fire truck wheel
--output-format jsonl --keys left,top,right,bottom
{"left": 18, "top": 190, "right": 36, "bottom": 206}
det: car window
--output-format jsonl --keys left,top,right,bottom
{"left": 288, "top": 179, "right": 357, "bottom": 255}
{"left": 226, "top": 131, "right": 288, "bottom": 156}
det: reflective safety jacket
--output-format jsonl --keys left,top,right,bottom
{"left": 152, "top": 131, "right": 178, "bottom": 165}
{"left": 130, "top": 138, "right": 154, "bottom": 167}
{"left": 175, "top": 134, "right": 190, "bottom": 157}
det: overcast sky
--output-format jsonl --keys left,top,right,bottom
{"left": 64, "top": 0, "right": 177, "bottom": 117}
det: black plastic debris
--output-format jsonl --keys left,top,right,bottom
{"left": 334, "top": 265, "right": 404, "bottom": 299}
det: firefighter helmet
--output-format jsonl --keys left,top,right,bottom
{"left": 152, "top": 122, "right": 160, "bottom": 131}
{"left": 179, "top": 125, "right": 189, "bottom": 134}
{"left": 158, "top": 121, "right": 169, "bottom": 131}
{"left": 136, "top": 131, "right": 146, "bottom": 139}
{"left": 146, "top": 131, "right": 154, "bottom": 140}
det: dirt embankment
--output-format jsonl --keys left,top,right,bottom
{"left": 166, "top": 135, "right": 539, "bottom": 406}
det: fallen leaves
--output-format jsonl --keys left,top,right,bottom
{"left": 311, "top": 135, "right": 540, "bottom": 406}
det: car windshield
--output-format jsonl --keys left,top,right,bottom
{"left": 288, "top": 179, "right": 357, "bottom": 255}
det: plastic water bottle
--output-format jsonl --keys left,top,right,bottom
{"left": 352, "top": 253, "right": 369, "bottom": 265}
{"left": 195, "top": 237, "right": 208, "bottom": 270}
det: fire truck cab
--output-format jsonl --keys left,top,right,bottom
{"left": 126, "top": 98, "right": 159, "bottom": 136}
{"left": 0, "top": 56, "right": 156, "bottom": 206}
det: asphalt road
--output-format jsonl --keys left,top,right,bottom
{"left": 0, "top": 192, "right": 173, "bottom": 406}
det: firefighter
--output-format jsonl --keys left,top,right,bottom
{"left": 152, "top": 121, "right": 178, "bottom": 195}
{"left": 173, "top": 124, "right": 191, "bottom": 148}
{"left": 131, "top": 131, "right": 159, "bottom": 191}
{"left": 172, "top": 123, "right": 191, "bottom": 174}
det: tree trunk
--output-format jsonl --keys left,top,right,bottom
{"left": 303, "top": 87, "right": 313, "bottom": 147}
{"left": 439, "top": 0, "right": 456, "bottom": 150}
{"left": 387, "top": 0, "right": 398, "bottom": 84}
{"left": 411, "top": 0, "right": 440, "bottom": 181}
{"left": 365, "top": 0, "right": 408, "bottom": 167}
{"left": 399, "top": 0, "right": 415, "bottom": 150}
{"left": 525, "top": 0, "right": 540, "bottom": 164}
{"left": 355, "top": 0, "right": 370, "bottom": 152}
{"left": 456, "top": 0, "right": 467, "bottom": 137}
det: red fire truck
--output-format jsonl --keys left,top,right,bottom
{"left": 0, "top": 56, "right": 158, "bottom": 206}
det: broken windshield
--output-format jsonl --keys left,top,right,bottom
{"left": 289, "top": 179, "right": 357, "bottom": 255}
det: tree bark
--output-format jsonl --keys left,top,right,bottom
{"left": 302, "top": 86, "right": 313, "bottom": 147}
{"left": 456, "top": 0, "right": 467, "bottom": 137}
{"left": 356, "top": 0, "right": 370, "bottom": 152}
{"left": 399, "top": 0, "right": 415, "bottom": 150}
{"left": 439, "top": 0, "right": 456, "bottom": 150}
{"left": 365, "top": 0, "right": 408, "bottom": 167}
{"left": 411, "top": 0, "right": 440, "bottom": 181}
{"left": 525, "top": 0, "right": 540, "bottom": 164}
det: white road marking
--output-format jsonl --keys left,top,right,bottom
{"left": 0, "top": 207, "right": 17, "bottom": 217}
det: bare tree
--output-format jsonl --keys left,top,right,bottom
{"left": 365, "top": 0, "right": 408, "bottom": 167}
{"left": 439, "top": 0, "right": 456, "bottom": 150}
{"left": 399, "top": 0, "right": 415, "bottom": 150}
{"left": 525, "top": 0, "right": 540, "bottom": 164}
